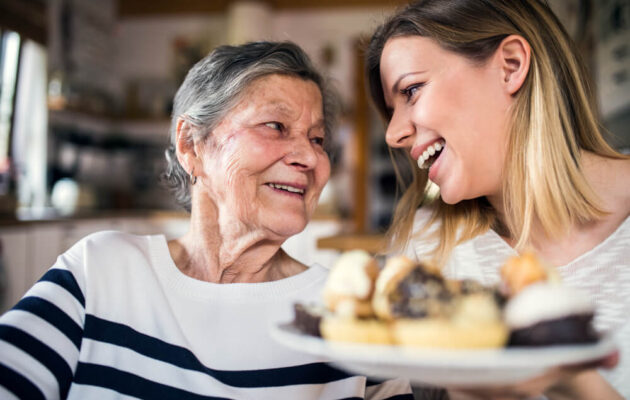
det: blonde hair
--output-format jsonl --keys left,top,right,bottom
{"left": 366, "top": 0, "right": 627, "bottom": 266}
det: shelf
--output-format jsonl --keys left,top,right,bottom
{"left": 317, "top": 232, "right": 386, "bottom": 254}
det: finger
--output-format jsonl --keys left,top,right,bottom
{"left": 562, "top": 350, "right": 620, "bottom": 371}
{"left": 601, "top": 351, "right": 620, "bottom": 368}
{"left": 451, "top": 385, "right": 541, "bottom": 400}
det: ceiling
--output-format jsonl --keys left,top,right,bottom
{"left": 118, "top": 0, "right": 408, "bottom": 17}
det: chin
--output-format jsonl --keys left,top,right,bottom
{"left": 268, "top": 218, "right": 308, "bottom": 238}
{"left": 436, "top": 177, "right": 474, "bottom": 205}
{"left": 437, "top": 187, "right": 462, "bottom": 205}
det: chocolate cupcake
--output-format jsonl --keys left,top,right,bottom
{"left": 504, "top": 282, "right": 599, "bottom": 346}
{"left": 293, "top": 303, "right": 326, "bottom": 337}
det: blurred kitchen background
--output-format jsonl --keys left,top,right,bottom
{"left": 0, "top": 0, "right": 628, "bottom": 311}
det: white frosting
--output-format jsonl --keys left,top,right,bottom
{"left": 504, "top": 282, "right": 594, "bottom": 329}
{"left": 324, "top": 250, "right": 373, "bottom": 298}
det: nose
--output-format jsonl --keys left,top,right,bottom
{"left": 285, "top": 135, "right": 319, "bottom": 170}
{"left": 385, "top": 108, "right": 415, "bottom": 149}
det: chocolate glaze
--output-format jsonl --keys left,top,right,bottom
{"left": 293, "top": 303, "right": 323, "bottom": 337}
{"left": 508, "top": 314, "right": 599, "bottom": 346}
{"left": 457, "top": 279, "right": 507, "bottom": 307}
{"left": 389, "top": 266, "right": 505, "bottom": 319}
{"left": 390, "top": 266, "right": 454, "bottom": 318}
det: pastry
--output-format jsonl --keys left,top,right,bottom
{"left": 500, "top": 252, "right": 598, "bottom": 346}
{"left": 293, "top": 303, "right": 327, "bottom": 337}
{"left": 500, "top": 251, "right": 558, "bottom": 296}
{"left": 290, "top": 250, "right": 597, "bottom": 350}
{"left": 374, "top": 256, "right": 508, "bottom": 348}
{"left": 320, "top": 316, "right": 393, "bottom": 344}
{"left": 318, "top": 250, "right": 392, "bottom": 343}
{"left": 322, "top": 249, "right": 380, "bottom": 318}
{"left": 504, "top": 282, "right": 598, "bottom": 346}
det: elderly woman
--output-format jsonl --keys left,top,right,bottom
{"left": 0, "top": 41, "right": 412, "bottom": 399}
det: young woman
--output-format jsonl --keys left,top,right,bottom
{"left": 366, "top": 0, "right": 629, "bottom": 398}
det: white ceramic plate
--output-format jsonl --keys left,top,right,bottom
{"left": 270, "top": 322, "right": 617, "bottom": 387}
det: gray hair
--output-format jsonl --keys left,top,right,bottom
{"left": 162, "top": 41, "right": 339, "bottom": 212}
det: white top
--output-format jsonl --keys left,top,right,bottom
{"left": 0, "top": 231, "right": 412, "bottom": 400}
{"left": 404, "top": 208, "right": 630, "bottom": 398}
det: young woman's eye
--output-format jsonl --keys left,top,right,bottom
{"left": 265, "top": 121, "right": 283, "bottom": 131}
{"left": 401, "top": 83, "right": 424, "bottom": 101}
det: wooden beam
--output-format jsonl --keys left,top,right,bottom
{"left": 118, "top": 0, "right": 406, "bottom": 17}
{"left": 352, "top": 36, "right": 369, "bottom": 233}
{"left": 271, "top": 0, "right": 406, "bottom": 9}
{"left": 317, "top": 233, "right": 385, "bottom": 254}
{"left": 118, "top": 0, "right": 232, "bottom": 17}
{"left": 0, "top": 0, "right": 47, "bottom": 44}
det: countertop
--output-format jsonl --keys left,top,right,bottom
{"left": 0, "top": 208, "right": 190, "bottom": 227}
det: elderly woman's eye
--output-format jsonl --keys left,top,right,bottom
{"left": 311, "top": 137, "right": 325, "bottom": 147}
{"left": 265, "top": 122, "right": 283, "bottom": 130}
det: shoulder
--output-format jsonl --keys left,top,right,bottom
{"left": 616, "top": 158, "right": 630, "bottom": 213}
{"left": 60, "top": 230, "right": 158, "bottom": 272}
{"left": 66, "top": 230, "right": 153, "bottom": 255}
{"left": 585, "top": 154, "right": 630, "bottom": 215}
{"left": 605, "top": 156, "right": 630, "bottom": 213}
{"left": 409, "top": 206, "right": 440, "bottom": 238}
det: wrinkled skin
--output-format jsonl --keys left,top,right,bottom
{"left": 170, "top": 74, "right": 331, "bottom": 283}
{"left": 194, "top": 74, "right": 330, "bottom": 240}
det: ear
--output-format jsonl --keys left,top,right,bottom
{"left": 175, "top": 117, "right": 202, "bottom": 177}
{"left": 497, "top": 35, "right": 531, "bottom": 95}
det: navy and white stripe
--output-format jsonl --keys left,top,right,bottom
{"left": 1, "top": 268, "right": 83, "bottom": 400}
{"left": 0, "top": 232, "right": 414, "bottom": 399}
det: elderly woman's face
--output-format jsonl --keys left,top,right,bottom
{"left": 196, "top": 74, "right": 330, "bottom": 239}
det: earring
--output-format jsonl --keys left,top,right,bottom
{"left": 190, "top": 168, "right": 197, "bottom": 185}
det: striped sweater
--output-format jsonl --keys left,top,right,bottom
{"left": 0, "top": 231, "right": 413, "bottom": 399}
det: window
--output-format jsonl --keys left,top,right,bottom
{"left": 0, "top": 29, "right": 21, "bottom": 195}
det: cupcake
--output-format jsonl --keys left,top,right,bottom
{"left": 319, "top": 250, "right": 393, "bottom": 344}
{"left": 504, "top": 282, "right": 598, "bottom": 346}
{"left": 373, "top": 256, "right": 508, "bottom": 348}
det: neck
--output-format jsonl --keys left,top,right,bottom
{"left": 486, "top": 150, "right": 630, "bottom": 253}
{"left": 169, "top": 198, "right": 300, "bottom": 284}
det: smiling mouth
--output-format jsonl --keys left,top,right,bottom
{"left": 266, "top": 183, "right": 306, "bottom": 196}
{"left": 417, "top": 140, "right": 445, "bottom": 170}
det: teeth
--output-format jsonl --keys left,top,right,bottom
{"left": 417, "top": 140, "right": 445, "bottom": 170}
{"left": 269, "top": 183, "right": 305, "bottom": 194}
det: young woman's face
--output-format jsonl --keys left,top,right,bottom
{"left": 380, "top": 36, "right": 513, "bottom": 204}
{"left": 195, "top": 74, "right": 330, "bottom": 239}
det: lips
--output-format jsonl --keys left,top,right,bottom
{"left": 417, "top": 140, "right": 445, "bottom": 170}
{"left": 412, "top": 139, "right": 446, "bottom": 170}
{"left": 266, "top": 182, "right": 306, "bottom": 196}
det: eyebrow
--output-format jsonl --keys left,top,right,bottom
{"left": 263, "top": 101, "right": 295, "bottom": 117}
{"left": 262, "top": 101, "right": 326, "bottom": 132}
{"left": 309, "top": 119, "right": 326, "bottom": 133}
{"left": 390, "top": 71, "right": 427, "bottom": 95}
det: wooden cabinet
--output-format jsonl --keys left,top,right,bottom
{"left": 0, "top": 227, "right": 29, "bottom": 314}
